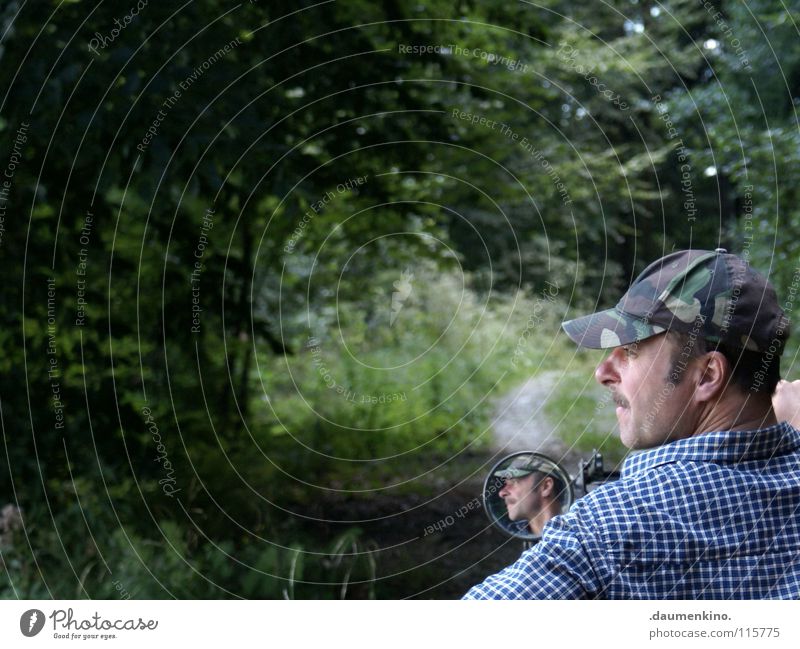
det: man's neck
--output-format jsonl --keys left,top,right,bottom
{"left": 694, "top": 391, "right": 777, "bottom": 436}
{"left": 528, "top": 502, "right": 560, "bottom": 536}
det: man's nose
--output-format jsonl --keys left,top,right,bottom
{"left": 595, "top": 348, "right": 622, "bottom": 387}
{"left": 499, "top": 483, "right": 509, "bottom": 497}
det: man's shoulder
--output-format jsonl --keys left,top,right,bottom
{"left": 622, "top": 422, "right": 800, "bottom": 475}
{"left": 565, "top": 426, "right": 800, "bottom": 539}
{"left": 563, "top": 461, "right": 702, "bottom": 536}
{"left": 580, "top": 458, "right": 682, "bottom": 502}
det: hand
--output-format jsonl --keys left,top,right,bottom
{"left": 773, "top": 380, "right": 800, "bottom": 428}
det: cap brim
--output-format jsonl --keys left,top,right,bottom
{"left": 494, "top": 468, "right": 534, "bottom": 479}
{"left": 561, "top": 308, "right": 666, "bottom": 349}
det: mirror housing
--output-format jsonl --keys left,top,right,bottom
{"left": 482, "top": 452, "right": 574, "bottom": 543}
{"left": 483, "top": 450, "right": 620, "bottom": 542}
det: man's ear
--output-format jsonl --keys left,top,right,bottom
{"left": 693, "top": 351, "right": 730, "bottom": 402}
{"left": 539, "top": 476, "right": 555, "bottom": 497}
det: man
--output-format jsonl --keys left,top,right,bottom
{"left": 464, "top": 248, "right": 800, "bottom": 599}
{"left": 494, "top": 457, "right": 564, "bottom": 536}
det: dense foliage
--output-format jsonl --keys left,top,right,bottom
{"left": 1, "top": 0, "right": 798, "bottom": 598}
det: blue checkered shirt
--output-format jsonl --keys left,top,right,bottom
{"left": 464, "top": 422, "right": 800, "bottom": 599}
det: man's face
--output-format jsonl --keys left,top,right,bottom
{"left": 498, "top": 473, "right": 544, "bottom": 523}
{"left": 594, "top": 333, "right": 697, "bottom": 449}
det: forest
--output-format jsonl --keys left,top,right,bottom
{"left": 1, "top": 0, "right": 798, "bottom": 599}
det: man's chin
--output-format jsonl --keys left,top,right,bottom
{"left": 619, "top": 428, "right": 642, "bottom": 450}
{"left": 621, "top": 430, "right": 663, "bottom": 451}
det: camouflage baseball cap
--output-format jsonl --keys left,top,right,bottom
{"left": 494, "top": 455, "right": 546, "bottom": 479}
{"left": 562, "top": 249, "right": 789, "bottom": 352}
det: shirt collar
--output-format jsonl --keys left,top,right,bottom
{"left": 621, "top": 422, "right": 800, "bottom": 478}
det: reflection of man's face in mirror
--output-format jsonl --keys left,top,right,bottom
{"left": 498, "top": 471, "right": 562, "bottom": 536}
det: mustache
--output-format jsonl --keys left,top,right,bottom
{"left": 612, "top": 392, "right": 630, "bottom": 408}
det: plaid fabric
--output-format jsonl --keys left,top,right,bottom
{"left": 463, "top": 422, "right": 800, "bottom": 599}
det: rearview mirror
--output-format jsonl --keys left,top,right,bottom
{"left": 482, "top": 452, "right": 574, "bottom": 543}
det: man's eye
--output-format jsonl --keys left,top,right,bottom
{"left": 623, "top": 346, "right": 637, "bottom": 358}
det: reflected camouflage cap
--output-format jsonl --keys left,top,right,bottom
{"left": 494, "top": 456, "right": 546, "bottom": 479}
{"left": 562, "top": 249, "right": 790, "bottom": 352}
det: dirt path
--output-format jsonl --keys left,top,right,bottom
{"left": 491, "top": 370, "right": 584, "bottom": 469}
